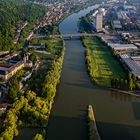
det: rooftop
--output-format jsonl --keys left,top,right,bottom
{"left": 108, "top": 43, "right": 138, "bottom": 50}
{"left": 121, "top": 54, "right": 140, "bottom": 77}
{"left": 113, "top": 20, "right": 122, "bottom": 29}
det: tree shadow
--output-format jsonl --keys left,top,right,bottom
{"left": 97, "top": 121, "right": 140, "bottom": 140}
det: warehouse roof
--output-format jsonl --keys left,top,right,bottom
{"left": 108, "top": 43, "right": 138, "bottom": 50}
{"left": 121, "top": 55, "right": 140, "bottom": 77}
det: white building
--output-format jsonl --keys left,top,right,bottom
{"left": 120, "top": 55, "right": 140, "bottom": 80}
{"left": 113, "top": 20, "right": 122, "bottom": 29}
{"left": 108, "top": 43, "right": 138, "bottom": 54}
{"left": 96, "top": 13, "right": 103, "bottom": 32}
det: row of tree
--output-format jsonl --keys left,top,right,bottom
{"left": 33, "top": 133, "right": 44, "bottom": 140}
{"left": 42, "top": 46, "right": 65, "bottom": 101}
{"left": 111, "top": 78, "right": 129, "bottom": 90}
{"left": 85, "top": 48, "right": 94, "bottom": 82}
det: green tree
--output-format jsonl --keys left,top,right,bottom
{"left": 119, "top": 78, "right": 124, "bottom": 89}
{"left": 33, "top": 134, "right": 44, "bottom": 140}
{"left": 128, "top": 73, "right": 133, "bottom": 91}
{"left": 45, "top": 43, "right": 52, "bottom": 52}
{"left": 111, "top": 79, "right": 114, "bottom": 88}
{"left": 30, "top": 52, "right": 37, "bottom": 65}
{"left": 9, "top": 78, "right": 19, "bottom": 102}
{"left": 26, "top": 90, "right": 36, "bottom": 101}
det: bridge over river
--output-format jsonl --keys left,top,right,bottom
{"left": 49, "top": 33, "right": 104, "bottom": 38}
{"left": 33, "top": 32, "right": 105, "bottom": 40}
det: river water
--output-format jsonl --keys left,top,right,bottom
{"left": 46, "top": 5, "right": 140, "bottom": 140}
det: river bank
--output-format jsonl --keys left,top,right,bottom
{"left": 87, "top": 105, "right": 101, "bottom": 140}
{"left": 10, "top": 38, "right": 65, "bottom": 140}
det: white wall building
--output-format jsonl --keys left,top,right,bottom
{"left": 108, "top": 43, "right": 138, "bottom": 54}
{"left": 96, "top": 13, "right": 103, "bottom": 32}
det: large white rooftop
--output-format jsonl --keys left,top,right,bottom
{"left": 108, "top": 43, "right": 138, "bottom": 50}
{"left": 113, "top": 20, "right": 122, "bottom": 29}
{"left": 121, "top": 54, "right": 140, "bottom": 77}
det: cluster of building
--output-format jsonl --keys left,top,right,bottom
{"left": 26, "top": 2, "right": 69, "bottom": 40}
{"left": 35, "top": 3, "right": 68, "bottom": 29}
{"left": 0, "top": 52, "right": 29, "bottom": 81}
{"left": 120, "top": 55, "right": 140, "bottom": 81}
{"left": 105, "top": 0, "right": 140, "bottom": 31}
{"left": 13, "top": 21, "right": 28, "bottom": 44}
{"left": 90, "top": 0, "right": 140, "bottom": 33}
{"left": 0, "top": 50, "right": 37, "bottom": 103}
{"left": 26, "top": 0, "right": 90, "bottom": 40}
{"left": 108, "top": 43, "right": 138, "bottom": 54}
{"left": 108, "top": 2, "right": 140, "bottom": 81}
{"left": 87, "top": 0, "right": 140, "bottom": 82}
{"left": 0, "top": 51, "right": 33, "bottom": 119}
{"left": 101, "top": 39, "right": 140, "bottom": 81}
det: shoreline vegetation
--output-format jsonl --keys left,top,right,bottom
{"left": 87, "top": 105, "right": 101, "bottom": 140}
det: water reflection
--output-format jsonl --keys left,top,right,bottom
{"left": 132, "top": 102, "right": 140, "bottom": 120}
{"left": 110, "top": 90, "right": 132, "bottom": 102}
{"left": 97, "top": 121, "right": 140, "bottom": 140}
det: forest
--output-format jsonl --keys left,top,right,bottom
{"left": 0, "top": 0, "right": 47, "bottom": 50}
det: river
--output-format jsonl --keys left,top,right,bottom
{"left": 46, "top": 5, "right": 140, "bottom": 140}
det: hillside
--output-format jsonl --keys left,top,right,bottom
{"left": 0, "top": 0, "right": 47, "bottom": 50}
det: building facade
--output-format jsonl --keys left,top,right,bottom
{"left": 96, "top": 13, "right": 103, "bottom": 32}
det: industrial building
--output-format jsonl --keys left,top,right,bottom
{"left": 120, "top": 55, "right": 140, "bottom": 80}
{"left": 113, "top": 20, "right": 122, "bottom": 29}
{"left": 0, "top": 62, "right": 24, "bottom": 81}
{"left": 0, "top": 55, "right": 29, "bottom": 81}
{"left": 108, "top": 43, "right": 138, "bottom": 54}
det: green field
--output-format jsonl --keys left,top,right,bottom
{"left": 83, "top": 36, "right": 127, "bottom": 87}
{"left": 31, "top": 37, "right": 63, "bottom": 58}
